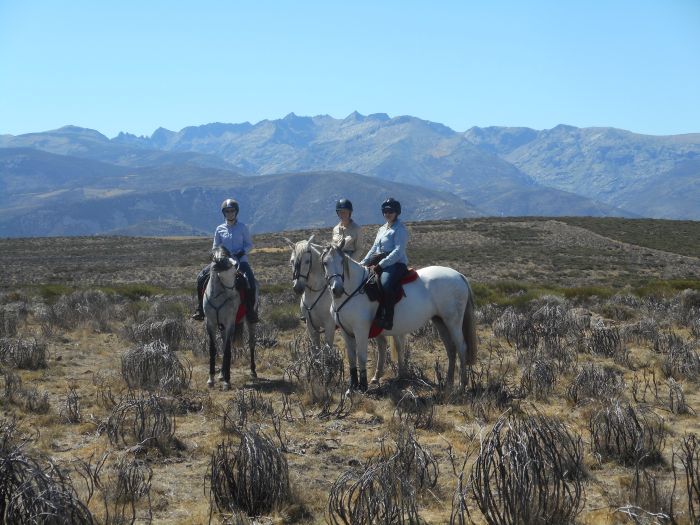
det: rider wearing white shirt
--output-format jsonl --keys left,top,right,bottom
{"left": 192, "top": 199, "right": 259, "bottom": 322}
{"left": 360, "top": 198, "right": 408, "bottom": 330}
{"left": 332, "top": 198, "right": 363, "bottom": 257}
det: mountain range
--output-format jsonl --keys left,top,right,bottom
{"left": 0, "top": 113, "right": 698, "bottom": 237}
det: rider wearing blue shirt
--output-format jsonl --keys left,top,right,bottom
{"left": 360, "top": 198, "right": 408, "bottom": 330}
{"left": 192, "top": 199, "right": 259, "bottom": 322}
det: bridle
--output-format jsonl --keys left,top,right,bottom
{"left": 322, "top": 246, "right": 373, "bottom": 336}
{"left": 292, "top": 246, "right": 324, "bottom": 292}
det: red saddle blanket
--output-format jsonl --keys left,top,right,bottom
{"left": 368, "top": 268, "right": 419, "bottom": 338}
{"left": 235, "top": 289, "right": 247, "bottom": 324}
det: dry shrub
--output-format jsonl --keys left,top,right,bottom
{"left": 221, "top": 388, "right": 274, "bottom": 433}
{"left": 615, "top": 464, "right": 676, "bottom": 523}
{"left": 0, "top": 336, "right": 48, "bottom": 369}
{"left": 327, "top": 425, "right": 437, "bottom": 524}
{"left": 0, "top": 440, "right": 94, "bottom": 524}
{"left": 661, "top": 340, "right": 700, "bottom": 381}
{"left": 587, "top": 321, "right": 629, "bottom": 364}
{"left": 2, "top": 370, "right": 50, "bottom": 414}
{"left": 674, "top": 434, "right": 700, "bottom": 524}
{"left": 621, "top": 317, "right": 659, "bottom": 345}
{"left": 470, "top": 410, "right": 585, "bottom": 525}
{"left": 284, "top": 337, "right": 345, "bottom": 404}
{"left": 254, "top": 321, "right": 279, "bottom": 349}
{"left": 566, "top": 363, "right": 625, "bottom": 405}
{"left": 121, "top": 340, "right": 191, "bottom": 393}
{"left": 208, "top": 428, "right": 291, "bottom": 516}
{"left": 105, "top": 393, "right": 176, "bottom": 451}
{"left": 74, "top": 451, "right": 153, "bottom": 525}
{"left": 60, "top": 385, "right": 82, "bottom": 424}
{"left": 0, "top": 305, "right": 23, "bottom": 338}
{"left": 393, "top": 388, "right": 435, "bottom": 430}
{"left": 520, "top": 358, "right": 557, "bottom": 400}
{"left": 654, "top": 331, "right": 686, "bottom": 354}
{"left": 39, "top": 290, "right": 115, "bottom": 332}
{"left": 589, "top": 401, "right": 666, "bottom": 466}
{"left": 125, "top": 317, "right": 191, "bottom": 351}
{"left": 494, "top": 307, "right": 538, "bottom": 350}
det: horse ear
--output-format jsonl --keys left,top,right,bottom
{"left": 309, "top": 244, "right": 322, "bottom": 257}
{"left": 308, "top": 234, "right": 315, "bottom": 244}
{"left": 283, "top": 237, "right": 295, "bottom": 249}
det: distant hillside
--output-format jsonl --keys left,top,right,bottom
{"left": 0, "top": 170, "right": 480, "bottom": 237}
{"left": 1, "top": 117, "right": 633, "bottom": 219}
{"left": 464, "top": 124, "right": 700, "bottom": 218}
{"left": 0, "top": 125, "right": 237, "bottom": 170}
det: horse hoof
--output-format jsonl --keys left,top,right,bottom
{"left": 250, "top": 370, "right": 257, "bottom": 378}
{"left": 370, "top": 378, "right": 380, "bottom": 385}
{"left": 207, "top": 379, "right": 215, "bottom": 388}
{"left": 221, "top": 382, "right": 231, "bottom": 391}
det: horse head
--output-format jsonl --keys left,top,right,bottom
{"left": 320, "top": 243, "right": 346, "bottom": 298}
{"left": 211, "top": 246, "right": 236, "bottom": 272}
{"left": 287, "top": 235, "right": 324, "bottom": 295}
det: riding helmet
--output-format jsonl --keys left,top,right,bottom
{"left": 335, "top": 198, "right": 353, "bottom": 212}
{"left": 221, "top": 198, "right": 239, "bottom": 214}
{"left": 381, "top": 197, "right": 401, "bottom": 216}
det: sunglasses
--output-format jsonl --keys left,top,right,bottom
{"left": 382, "top": 210, "right": 396, "bottom": 214}
{"left": 223, "top": 209, "right": 237, "bottom": 214}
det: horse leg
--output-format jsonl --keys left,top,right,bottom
{"left": 247, "top": 321, "right": 257, "bottom": 378}
{"left": 206, "top": 324, "right": 217, "bottom": 388}
{"left": 341, "top": 331, "right": 358, "bottom": 391}
{"left": 306, "top": 314, "right": 321, "bottom": 348}
{"left": 442, "top": 315, "right": 468, "bottom": 391}
{"left": 432, "top": 316, "right": 456, "bottom": 390}
{"left": 355, "top": 333, "right": 370, "bottom": 392}
{"left": 221, "top": 327, "right": 233, "bottom": 391}
{"left": 371, "top": 335, "right": 387, "bottom": 385}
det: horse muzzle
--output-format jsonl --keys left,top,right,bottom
{"left": 292, "top": 280, "right": 305, "bottom": 295}
{"left": 331, "top": 282, "right": 344, "bottom": 298}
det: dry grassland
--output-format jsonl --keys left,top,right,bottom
{"left": 0, "top": 217, "right": 699, "bottom": 524}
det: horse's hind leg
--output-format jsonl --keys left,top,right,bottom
{"left": 432, "top": 316, "right": 456, "bottom": 389}
{"left": 221, "top": 330, "right": 233, "bottom": 390}
{"left": 371, "top": 335, "right": 387, "bottom": 385}
{"left": 247, "top": 321, "right": 257, "bottom": 378}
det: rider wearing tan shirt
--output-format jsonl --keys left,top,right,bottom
{"left": 332, "top": 198, "right": 363, "bottom": 257}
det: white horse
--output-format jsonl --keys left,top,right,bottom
{"left": 285, "top": 235, "right": 393, "bottom": 391}
{"left": 203, "top": 246, "right": 257, "bottom": 391}
{"left": 315, "top": 240, "right": 478, "bottom": 390}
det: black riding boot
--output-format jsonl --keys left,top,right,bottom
{"left": 383, "top": 301, "right": 395, "bottom": 331}
{"left": 192, "top": 286, "right": 205, "bottom": 321}
{"left": 349, "top": 368, "right": 359, "bottom": 391}
{"left": 359, "top": 369, "right": 368, "bottom": 392}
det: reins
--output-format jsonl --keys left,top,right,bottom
{"left": 204, "top": 265, "right": 240, "bottom": 329}
{"left": 325, "top": 248, "right": 373, "bottom": 336}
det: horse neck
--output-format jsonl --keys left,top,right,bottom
{"left": 340, "top": 251, "right": 365, "bottom": 290}
{"left": 306, "top": 249, "right": 327, "bottom": 290}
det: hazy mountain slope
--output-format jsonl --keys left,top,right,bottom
{"left": 0, "top": 125, "right": 237, "bottom": 170}
{"left": 133, "top": 113, "right": 626, "bottom": 217}
{"left": 464, "top": 124, "right": 700, "bottom": 217}
{"left": 0, "top": 171, "right": 480, "bottom": 237}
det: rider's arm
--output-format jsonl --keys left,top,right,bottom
{"left": 241, "top": 224, "right": 253, "bottom": 255}
{"left": 378, "top": 224, "right": 408, "bottom": 268}
{"left": 212, "top": 226, "right": 223, "bottom": 250}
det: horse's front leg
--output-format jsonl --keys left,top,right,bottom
{"left": 341, "top": 331, "right": 358, "bottom": 391}
{"left": 354, "top": 331, "right": 370, "bottom": 392}
{"left": 221, "top": 326, "right": 234, "bottom": 391}
{"left": 206, "top": 325, "right": 217, "bottom": 388}
{"left": 306, "top": 312, "right": 321, "bottom": 348}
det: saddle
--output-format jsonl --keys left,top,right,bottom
{"left": 364, "top": 268, "right": 419, "bottom": 303}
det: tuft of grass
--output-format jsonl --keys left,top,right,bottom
{"left": 563, "top": 285, "right": 615, "bottom": 301}
{"left": 35, "top": 283, "right": 73, "bottom": 303}
{"left": 99, "top": 283, "right": 168, "bottom": 300}
{"left": 632, "top": 279, "right": 700, "bottom": 299}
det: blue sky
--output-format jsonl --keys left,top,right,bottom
{"left": 1, "top": 1, "right": 698, "bottom": 138}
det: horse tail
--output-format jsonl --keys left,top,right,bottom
{"left": 461, "top": 276, "right": 478, "bottom": 365}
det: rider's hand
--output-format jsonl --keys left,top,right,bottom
{"left": 234, "top": 251, "right": 245, "bottom": 258}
